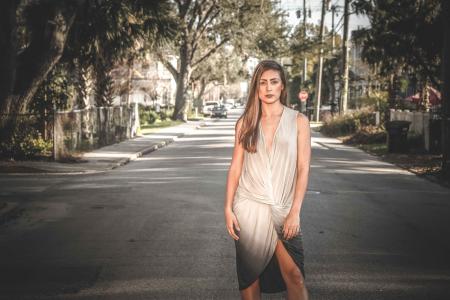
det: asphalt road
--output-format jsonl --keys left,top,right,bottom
{"left": 1, "top": 108, "right": 450, "bottom": 300}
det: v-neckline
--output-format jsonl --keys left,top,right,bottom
{"left": 260, "top": 105, "right": 285, "bottom": 156}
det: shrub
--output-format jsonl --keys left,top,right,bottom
{"left": 138, "top": 105, "right": 159, "bottom": 125}
{"left": 0, "top": 120, "right": 52, "bottom": 159}
{"left": 320, "top": 114, "right": 360, "bottom": 136}
{"left": 343, "top": 126, "right": 386, "bottom": 144}
{"left": 159, "top": 110, "right": 168, "bottom": 121}
{"left": 320, "top": 110, "right": 378, "bottom": 137}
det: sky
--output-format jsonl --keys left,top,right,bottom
{"left": 276, "top": 0, "right": 371, "bottom": 36}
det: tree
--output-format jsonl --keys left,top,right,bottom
{"left": 0, "top": 0, "right": 80, "bottom": 141}
{"left": 190, "top": 46, "right": 243, "bottom": 106}
{"left": 156, "top": 0, "right": 289, "bottom": 120}
{"left": 63, "top": 0, "right": 176, "bottom": 107}
{"left": 352, "top": 0, "right": 443, "bottom": 88}
{"left": 0, "top": 0, "right": 176, "bottom": 144}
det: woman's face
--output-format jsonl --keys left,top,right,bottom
{"left": 258, "top": 69, "right": 284, "bottom": 104}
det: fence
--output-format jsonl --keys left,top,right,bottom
{"left": 53, "top": 105, "right": 139, "bottom": 160}
{"left": 390, "top": 108, "right": 442, "bottom": 153}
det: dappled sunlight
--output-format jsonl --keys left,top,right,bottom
{"left": 317, "top": 158, "right": 387, "bottom": 165}
{"left": 194, "top": 143, "right": 234, "bottom": 149}
{"left": 197, "top": 125, "right": 236, "bottom": 130}
{"left": 137, "top": 156, "right": 231, "bottom": 161}
{"left": 189, "top": 128, "right": 235, "bottom": 135}
{"left": 83, "top": 152, "right": 139, "bottom": 159}
{"left": 121, "top": 166, "right": 228, "bottom": 173}
{"left": 197, "top": 162, "right": 230, "bottom": 166}
{"left": 325, "top": 166, "right": 413, "bottom": 175}
{"left": 140, "top": 134, "right": 185, "bottom": 139}
{"left": 57, "top": 183, "right": 126, "bottom": 190}
{"left": 178, "top": 136, "right": 234, "bottom": 142}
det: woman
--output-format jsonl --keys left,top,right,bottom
{"left": 224, "top": 60, "right": 311, "bottom": 300}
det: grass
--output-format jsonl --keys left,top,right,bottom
{"left": 139, "top": 120, "right": 184, "bottom": 135}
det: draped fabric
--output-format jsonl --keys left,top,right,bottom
{"left": 233, "top": 105, "right": 305, "bottom": 293}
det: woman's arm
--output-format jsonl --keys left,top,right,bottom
{"left": 224, "top": 118, "right": 245, "bottom": 240}
{"left": 283, "top": 113, "right": 311, "bottom": 240}
{"left": 291, "top": 113, "right": 311, "bottom": 214}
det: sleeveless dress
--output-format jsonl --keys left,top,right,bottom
{"left": 233, "top": 105, "right": 305, "bottom": 293}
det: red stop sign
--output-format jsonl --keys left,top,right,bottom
{"left": 298, "top": 91, "right": 308, "bottom": 102}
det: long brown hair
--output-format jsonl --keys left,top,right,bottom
{"left": 237, "top": 60, "right": 287, "bottom": 153}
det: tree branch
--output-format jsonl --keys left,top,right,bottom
{"left": 156, "top": 51, "right": 179, "bottom": 79}
{"left": 192, "top": 37, "right": 229, "bottom": 67}
{"left": 14, "top": 5, "right": 79, "bottom": 114}
{"left": 187, "top": 0, "right": 200, "bottom": 31}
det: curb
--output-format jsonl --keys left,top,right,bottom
{"left": 0, "top": 121, "right": 208, "bottom": 176}
{"left": 317, "top": 131, "right": 450, "bottom": 189}
{"left": 110, "top": 120, "right": 207, "bottom": 170}
{"left": 0, "top": 120, "right": 210, "bottom": 223}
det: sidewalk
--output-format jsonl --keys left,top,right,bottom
{"left": 0, "top": 119, "right": 209, "bottom": 175}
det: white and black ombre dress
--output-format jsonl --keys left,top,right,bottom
{"left": 233, "top": 105, "right": 306, "bottom": 293}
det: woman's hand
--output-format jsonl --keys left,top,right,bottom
{"left": 283, "top": 212, "right": 300, "bottom": 240}
{"left": 225, "top": 209, "right": 240, "bottom": 240}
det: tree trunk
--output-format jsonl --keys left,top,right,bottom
{"left": 195, "top": 77, "right": 207, "bottom": 106}
{"left": 172, "top": 41, "right": 192, "bottom": 121}
{"left": 0, "top": 0, "right": 18, "bottom": 117}
{"left": 0, "top": 3, "right": 77, "bottom": 142}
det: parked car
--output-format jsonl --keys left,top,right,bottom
{"left": 202, "top": 101, "right": 219, "bottom": 116}
{"left": 223, "top": 102, "right": 234, "bottom": 111}
{"left": 223, "top": 99, "right": 236, "bottom": 110}
{"left": 211, "top": 105, "right": 227, "bottom": 118}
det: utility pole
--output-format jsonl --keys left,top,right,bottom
{"left": 330, "top": 4, "right": 338, "bottom": 115}
{"left": 442, "top": 0, "right": 450, "bottom": 178}
{"left": 302, "top": 0, "right": 308, "bottom": 84}
{"left": 313, "top": 0, "right": 327, "bottom": 122}
{"left": 331, "top": 5, "right": 337, "bottom": 54}
{"left": 339, "top": 0, "right": 350, "bottom": 115}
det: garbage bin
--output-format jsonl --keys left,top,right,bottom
{"left": 429, "top": 118, "right": 442, "bottom": 154}
{"left": 386, "top": 120, "right": 411, "bottom": 153}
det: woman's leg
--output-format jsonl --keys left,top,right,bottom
{"left": 275, "top": 239, "right": 309, "bottom": 300}
{"left": 240, "top": 278, "right": 261, "bottom": 300}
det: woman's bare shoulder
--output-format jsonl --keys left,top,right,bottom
{"left": 296, "top": 112, "right": 309, "bottom": 126}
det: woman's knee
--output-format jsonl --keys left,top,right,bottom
{"left": 240, "top": 279, "right": 260, "bottom": 300}
{"left": 284, "top": 266, "right": 305, "bottom": 287}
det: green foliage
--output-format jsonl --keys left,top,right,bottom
{"left": 320, "top": 110, "right": 378, "bottom": 137}
{"left": 20, "top": 133, "right": 52, "bottom": 158}
{"left": 95, "top": 72, "right": 115, "bottom": 107}
{"left": 62, "top": 0, "right": 177, "bottom": 107}
{"left": 159, "top": 110, "right": 169, "bottom": 121}
{"left": 352, "top": 0, "right": 443, "bottom": 86}
{"left": 32, "top": 63, "right": 74, "bottom": 113}
{"left": 0, "top": 119, "right": 52, "bottom": 159}
{"left": 139, "top": 105, "right": 159, "bottom": 125}
{"left": 321, "top": 114, "right": 360, "bottom": 137}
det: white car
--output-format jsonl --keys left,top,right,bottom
{"left": 202, "top": 101, "right": 220, "bottom": 116}
{"left": 223, "top": 102, "right": 234, "bottom": 111}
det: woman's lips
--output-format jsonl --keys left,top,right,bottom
{"left": 266, "top": 94, "right": 274, "bottom": 98}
